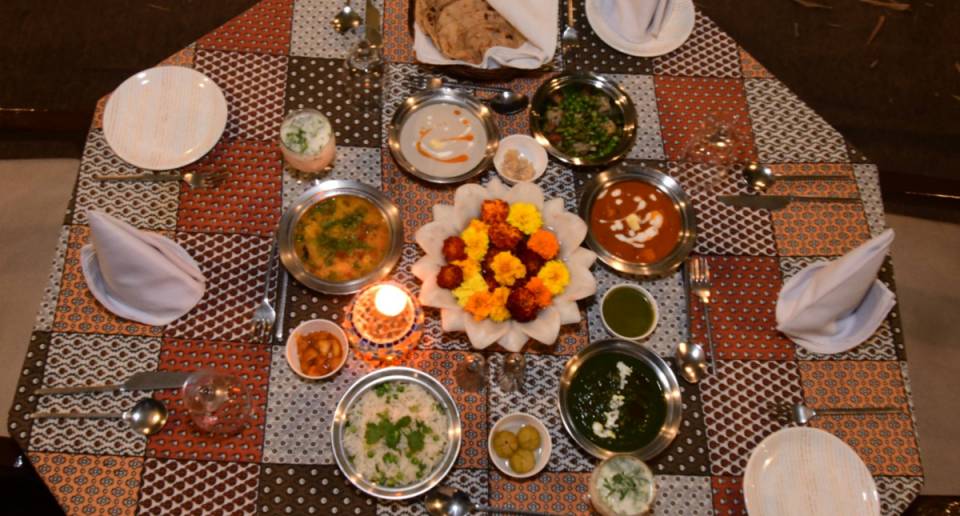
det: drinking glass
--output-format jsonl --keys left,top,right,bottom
{"left": 681, "top": 113, "right": 745, "bottom": 190}
{"left": 181, "top": 370, "right": 254, "bottom": 435}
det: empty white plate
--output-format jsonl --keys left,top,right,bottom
{"left": 103, "top": 66, "right": 228, "bottom": 170}
{"left": 585, "top": 0, "right": 696, "bottom": 57}
{"left": 744, "top": 427, "right": 880, "bottom": 516}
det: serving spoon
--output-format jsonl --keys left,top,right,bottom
{"left": 675, "top": 341, "right": 708, "bottom": 384}
{"left": 29, "top": 398, "right": 169, "bottom": 436}
{"left": 423, "top": 77, "right": 529, "bottom": 115}
{"left": 425, "top": 486, "right": 560, "bottom": 516}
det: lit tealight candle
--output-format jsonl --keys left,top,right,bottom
{"left": 374, "top": 284, "right": 408, "bottom": 318}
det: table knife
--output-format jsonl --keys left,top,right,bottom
{"left": 365, "top": 0, "right": 382, "bottom": 46}
{"left": 35, "top": 371, "right": 191, "bottom": 395}
{"left": 718, "top": 194, "right": 860, "bottom": 211}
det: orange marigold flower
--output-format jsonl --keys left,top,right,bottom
{"left": 480, "top": 199, "right": 510, "bottom": 225}
{"left": 527, "top": 229, "right": 560, "bottom": 260}
{"left": 489, "top": 287, "right": 511, "bottom": 322}
{"left": 525, "top": 277, "right": 553, "bottom": 308}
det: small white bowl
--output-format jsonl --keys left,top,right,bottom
{"left": 494, "top": 135, "right": 548, "bottom": 184}
{"left": 285, "top": 319, "right": 349, "bottom": 380}
{"left": 601, "top": 284, "right": 659, "bottom": 341}
{"left": 488, "top": 412, "right": 552, "bottom": 478}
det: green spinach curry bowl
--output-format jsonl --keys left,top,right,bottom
{"left": 558, "top": 339, "right": 682, "bottom": 460}
{"left": 279, "top": 180, "right": 403, "bottom": 295}
{"left": 530, "top": 72, "right": 637, "bottom": 167}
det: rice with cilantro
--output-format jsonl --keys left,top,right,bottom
{"left": 342, "top": 381, "right": 449, "bottom": 487}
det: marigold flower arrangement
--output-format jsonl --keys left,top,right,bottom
{"left": 413, "top": 179, "right": 597, "bottom": 352}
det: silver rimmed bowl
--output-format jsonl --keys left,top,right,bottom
{"left": 331, "top": 367, "right": 461, "bottom": 500}
{"left": 278, "top": 180, "right": 402, "bottom": 294}
{"left": 530, "top": 72, "right": 637, "bottom": 167}
{"left": 579, "top": 165, "right": 697, "bottom": 277}
{"left": 558, "top": 339, "right": 682, "bottom": 460}
{"left": 387, "top": 87, "right": 499, "bottom": 184}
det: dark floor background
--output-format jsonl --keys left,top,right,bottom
{"left": 1, "top": 0, "right": 957, "bottom": 220}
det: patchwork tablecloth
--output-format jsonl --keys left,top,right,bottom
{"left": 8, "top": 1, "right": 923, "bottom": 514}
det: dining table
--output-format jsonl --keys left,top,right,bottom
{"left": 6, "top": 0, "right": 924, "bottom": 514}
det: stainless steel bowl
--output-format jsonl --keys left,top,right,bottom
{"left": 530, "top": 72, "right": 637, "bottom": 167}
{"left": 579, "top": 165, "right": 697, "bottom": 277}
{"left": 387, "top": 87, "right": 499, "bottom": 184}
{"left": 558, "top": 339, "right": 682, "bottom": 460}
{"left": 278, "top": 180, "right": 402, "bottom": 294}
{"left": 331, "top": 367, "right": 462, "bottom": 500}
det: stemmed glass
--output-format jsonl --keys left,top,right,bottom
{"left": 347, "top": 38, "right": 383, "bottom": 108}
{"left": 681, "top": 113, "right": 745, "bottom": 191}
{"left": 181, "top": 370, "right": 254, "bottom": 435}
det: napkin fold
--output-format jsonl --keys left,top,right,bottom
{"left": 81, "top": 211, "right": 205, "bottom": 326}
{"left": 776, "top": 229, "right": 896, "bottom": 354}
{"left": 593, "top": 0, "right": 674, "bottom": 43}
{"left": 413, "top": 0, "right": 558, "bottom": 69}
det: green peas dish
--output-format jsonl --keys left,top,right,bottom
{"left": 541, "top": 87, "right": 623, "bottom": 161}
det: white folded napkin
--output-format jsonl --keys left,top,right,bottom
{"left": 592, "top": 0, "right": 674, "bottom": 43}
{"left": 776, "top": 229, "right": 896, "bottom": 354}
{"left": 413, "top": 0, "right": 558, "bottom": 69}
{"left": 81, "top": 211, "right": 205, "bottom": 326}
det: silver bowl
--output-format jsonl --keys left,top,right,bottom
{"left": 558, "top": 339, "right": 682, "bottom": 460}
{"left": 387, "top": 87, "right": 499, "bottom": 184}
{"left": 331, "top": 367, "right": 461, "bottom": 500}
{"left": 530, "top": 72, "right": 637, "bottom": 167}
{"left": 579, "top": 165, "right": 697, "bottom": 277}
{"left": 278, "top": 180, "right": 403, "bottom": 294}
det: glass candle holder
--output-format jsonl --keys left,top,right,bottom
{"left": 343, "top": 281, "right": 423, "bottom": 365}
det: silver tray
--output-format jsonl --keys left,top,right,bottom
{"left": 558, "top": 339, "right": 682, "bottom": 460}
{"left": 578, "top": 165, "right": 697, "bottom": 277}
{"left": 331, "top": 367, "right": 462, "bottom": 500}
{"left": 278, "top": 180, "right": 403, "bottom": 294}
{"left": 530, "top": 72, "right": 637, "bottom": 167}
{"left": 387, "top": 88, "right": 499, "bottom": 184}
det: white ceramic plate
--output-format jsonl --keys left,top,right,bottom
{"left": 103, "top": 66, "right": 228, "bottom": 170}
{"left": 585, "top": 0, "right": 696, "bottom": 58}
{"left": 744, "top": 427, "right": 880, "bottom": 516}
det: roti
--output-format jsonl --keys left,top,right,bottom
{"left": 415, "top": 0, "right": 526, "bottom": 64}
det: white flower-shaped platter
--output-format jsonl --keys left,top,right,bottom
{"left": 411, "top": 178, "right": 597, "bottom": 352}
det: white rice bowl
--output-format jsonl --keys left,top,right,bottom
{"left": 342, "top": 381, "right": 450, "bottom": 487}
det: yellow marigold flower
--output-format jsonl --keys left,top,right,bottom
{"left": 506, "top": 202, "right": 542, "bottom": 235}
{"left": 453, "top": 258, "right": 481, "bottom": 279}
{"left": 460, "top": 219, "right": 489, "bottom": 262}
{"left": 490, "top": 251, "right": 526, "bottom": 287}
{"left": 453, "top": 273, "right": 488, "bottom": 307}
{"left": 527, "top": 229, "right": 560, "bottom": 260}
{"left": 464, "top": 290, "right": 495, "bottom": 321}
{"left": 537, "top": 260, "right": 570, "bottom": 295}
{"left": 489, "top": 287, "right": 511, "bottom": 322}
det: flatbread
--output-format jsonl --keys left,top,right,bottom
{"left": 415, "top": 0, "right": 527, "bottom": 64}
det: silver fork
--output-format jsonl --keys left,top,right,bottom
{"left": 561, "top": 0, "right": 580, "bottom": 48}
{"left": 251, "top": 237, "right": 278, "bottom": 342}
{"left": 93, "top": 169, "right": 229, "bottom": 189}
{"left": 688, "top": 256, "right": 717, "bottom": 375}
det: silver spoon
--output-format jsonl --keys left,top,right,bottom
{"left": 332, "top": 0, "right": 362, "bottom": 34}
{"left": 675, "top": 341, "right": 708, "bottom": 384}
{"left": 790, "top": 402, "right": 900, "bottom": 426}
{"left": 29, "top": 398, "right": 169, "bottom": 436}
{"left": 425, "top": 486, "right": 561, "bottom": 516}
{"left": 561, "top": 0, "right": 579, "bottom": 48}
{"left": 743, "top": 162, "right": 848, "bottom": 193}
{"left": 484, "top": 90, "right": 529, "bottom": 115}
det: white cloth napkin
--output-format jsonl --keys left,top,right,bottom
{"left": 592, "top": 0, "right": 674, "bottom": 43}
{"left": 413, "top": 0, "right": 558, "bottom": 69}
{"left": 81, "top": 211, "right": 205, "bottom": 326}
{"left": 776, "top": 229, "right": 896, "bottom": 354}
